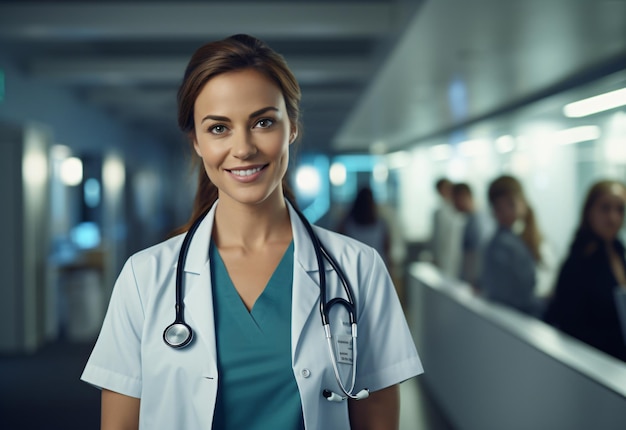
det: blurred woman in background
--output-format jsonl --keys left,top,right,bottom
{"left": 480, "top": 175, "right": 553, "bottom": 316}
{"left": 337, "top": 186, "right": 391, "bottom": 267}
{"left": 544, "top": 180, "right": 626, "bottom": 361}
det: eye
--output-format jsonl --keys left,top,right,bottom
{"left": 255, "top": 118, "right": 274, "bottom": 129}
{"left": 209, "top": 124, "right": 227, "bottom": 135}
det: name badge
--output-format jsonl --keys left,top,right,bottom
{"left": 335, "top": 335, "right": 353, "bottom": 365}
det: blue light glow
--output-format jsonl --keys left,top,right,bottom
{"left": 70, "top": 222, "right": 101, "bottom": 249}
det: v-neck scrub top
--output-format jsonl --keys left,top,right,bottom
{"left": 81, "top": 201, "right": 423, "bottom": 429}
{"left": 211, "top": 241, "right": 304, "bottom": 429}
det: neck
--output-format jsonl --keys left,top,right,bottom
{"left": 213, "top": 193, "right": 292, "bottom": 250}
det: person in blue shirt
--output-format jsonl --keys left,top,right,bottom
{"left": 480, "top": 175, "right": 545, "bottom": 316}
{"left": 451, "top": 182, "right": 494, "bottom": 289}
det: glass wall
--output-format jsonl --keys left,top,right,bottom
{"left": 392, "top": 69, "right": 626, "bottom": 265}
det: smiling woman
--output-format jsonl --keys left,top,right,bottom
{"left": 544, "top": 179, "right": 626, "bottom": 362}
{"left": 191, "top": 69, "right": 293, "bottom": 209}
{"left": 80, "top": 34, "right": 422, "bottom": 430}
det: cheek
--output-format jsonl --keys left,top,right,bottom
{"left": 589, "top": 209, "right": 608, "bottom": 232}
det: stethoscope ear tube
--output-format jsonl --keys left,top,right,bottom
{"left": 290, "top": 203, "right": 367, "bottom": 401}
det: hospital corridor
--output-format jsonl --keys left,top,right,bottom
{"left": 1, "top": 0, "right": 626, "bottom": 429}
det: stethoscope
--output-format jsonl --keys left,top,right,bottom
{"left": 163, "top": 203, "right": 369, "bottom": 402}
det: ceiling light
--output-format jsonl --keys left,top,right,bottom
{"left": 552, "top": 126, "right": 601, "bottom": 145}
{"left": 563, "top": 87, "right": 626, "bottom": 118}
{"left": 458, "top": 139, "right": 490, "bottom": 157}
{"left": 295, "top": 165, "right": 321, "bottom": 197}
{"left": 430, "top": 144, "right": 452, "bottom": 161}
{"left": 60, "top": 157, "right": 83, "bottom": 186}
{"left": 386, "top": 150, "right": 410, "bottom": 169}
{"left": 329, "top": 162, "right": 347, "bottom": 186}
{"left": 495, "top": 135, "right": 516, "bottom": 153}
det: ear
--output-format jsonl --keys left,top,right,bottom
{"left": 289, "top": 125, "right": 298, "bottom": 144}
{"left": 191, "top": 133, "right": 202, "bottom": 157}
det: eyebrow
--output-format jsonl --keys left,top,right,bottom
{"left": 200, "top": 106, "right": 280, "bottom": 124}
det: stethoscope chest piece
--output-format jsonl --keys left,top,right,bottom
{"left": 163, "top": 321, "right": 193, "bottom": 348}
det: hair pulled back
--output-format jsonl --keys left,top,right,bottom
{"left": 173, "top": 34, "right": 301, "bottom": 235}
{"left": 488, "top": 175, "right": 543, "bottom": 262}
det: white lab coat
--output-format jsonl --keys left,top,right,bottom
{"left": 81, "top": 202, "right": 423, "bottom": 429}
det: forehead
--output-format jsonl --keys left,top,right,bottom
{"left": 595, "top": 186, "right": 626, "bottom": 205}
{"left": 194, "top": 69, "right": 285, "bottom": 113}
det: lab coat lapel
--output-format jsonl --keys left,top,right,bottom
{"left": 289, "top": 204, "right": 325, "bottom": 360}
{"left": 181, "top": 205, "right": 218, "bottom": 367}
{"left": 175, "top": 202, "right": 325, "bottom": 365}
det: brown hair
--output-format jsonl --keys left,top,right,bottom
{"left": 172, "top": 34, "right": 301, "bottom": 235}
{"left": 488, "top": 175, "right": 543, "bottom": 262}
{"left": 571, "top": 179, "right": 626, "bottom": 256}
{"left": 452, "top": 182, "right": 472, "bottom": 198}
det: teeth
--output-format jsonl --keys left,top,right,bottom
{"left": 230, "top": 167, "right": 262, "bottom": 177}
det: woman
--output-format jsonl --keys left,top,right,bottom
{"left": 81, "top": 34, "right": 422, "bottom": 429}
{"left": 480, "top": 175, "right": 547, "bottom": 315}
{"left": 544, "top": 180, "right": 626, "bottom": 361}
{"left": 337, "top": 186, "right": 391, "bottom": 267}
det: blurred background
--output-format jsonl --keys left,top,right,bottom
{"left": 0, "top": 0, "right": 625, "bottom": 429}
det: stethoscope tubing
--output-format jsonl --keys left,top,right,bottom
{"left": 163, "top": 208, "right": 210, "bottom": 348}
{"left": 164, "top": 201, "right": 367, "bottom": 400}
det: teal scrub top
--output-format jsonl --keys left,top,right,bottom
{"left": 210, "top": 241, "right": 305, "bottom": 430}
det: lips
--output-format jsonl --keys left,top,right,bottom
{"left": 229, "top": 166, "right": 265, "bottom": 178}
{"left": 224, "top": 164, "right": 268, "bottom": 182}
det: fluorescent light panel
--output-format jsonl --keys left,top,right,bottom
{"left": 553, "top": 125, "right": 601, "bottom": 145}
{"left": 563, "top": 87, "right": 626, "bottom": 118}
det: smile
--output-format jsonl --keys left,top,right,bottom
{"left": 228, "top": 165, "right": 266, "bottom": 177}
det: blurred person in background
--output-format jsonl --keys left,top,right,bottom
{"left": 451, "top": 182, "right": 494, "bottom": 289}
{"left": 337, "top": 186, "right": 391, "bottom": 268}
{"left": 80, "top": 34, "right": 422, "bottom": 429}
{"left": 480, "top": 175, "right": 553, "bottom": 316}
{"left": 430, "top": 177, "right": 464, "bottom": 278}
{"left": 543, "top": 180, "right": 626, "bottom": 362}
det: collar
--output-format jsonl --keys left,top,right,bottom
{"left": 180, "top": 199, "right": 324, "bottom": 275}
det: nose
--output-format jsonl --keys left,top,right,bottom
{"left": 231, "top": 130, "right": 257, "bottom": 160}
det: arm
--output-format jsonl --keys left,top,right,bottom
{"left": 101, "top": 389, "right": 140, "bottom": 430}
{"left": 348, "top": 384, "right": 400, "bottom": 430}
{"left": 543, "top": 258, "right": 585, "bottom": 326}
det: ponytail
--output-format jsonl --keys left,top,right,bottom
{"left": 520, "top": 206, "right": 543, "bottom": 263}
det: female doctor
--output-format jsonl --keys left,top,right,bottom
{"left": 81, "top": 34, "right": 423, "bottom": 430}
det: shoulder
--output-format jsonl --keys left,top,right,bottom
{"left": 492, "top": 228, "right": 522, "bottom": 248}
{"left": 312, "top": 225, "right": 379, "bottom": 260}
{"left": 129, "top": 234, "right": 184, "bottom": 266}
{"left": 559, "top": 250, "right": 594, "bottom": 275}
{"left": 121, "top": 233, "right": 185, "bottom": 287}
{"left": 486, "top": 229, "right": 531, "bottom": 260}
